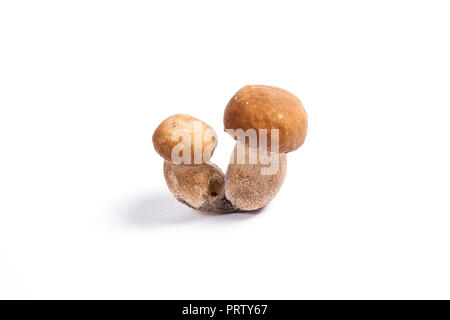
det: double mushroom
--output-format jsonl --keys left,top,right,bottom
{"left": 152, "top": 85, "right": 308, "bottom": 213}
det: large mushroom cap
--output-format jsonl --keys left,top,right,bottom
{"left": 224, "top": 85, "right": 308, "bottom": 154}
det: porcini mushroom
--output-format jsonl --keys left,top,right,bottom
{"left": 153, "top": 114, "right": 237, "bottom": 213}
{"left": 223, "top": 85, "right": 308, "bottom": 211}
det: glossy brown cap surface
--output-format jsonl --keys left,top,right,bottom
{"left": 224, "top": 85, "right": 307, "bottom": 153}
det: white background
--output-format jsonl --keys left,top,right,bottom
{"left": 1, "top": 1, "right": 449, "bottom": 299}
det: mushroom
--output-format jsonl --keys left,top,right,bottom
{"left": 153, "top": 114, "right": 237, "bottom": 213}
{"left": 152, "top": 85, "right": 307, "bottom": 213}
{"left": 223, "top": 85, "right": 308, "bottom": 211}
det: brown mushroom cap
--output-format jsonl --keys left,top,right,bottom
{"left": 163, "top": 161, "right": 237, "bottom": 213}
{"left": 225, "top": 142, "right": 287, "bottom": 211}
{"left": 224, "top": 85, "right": 307, "bottom": 154}
{"left": 153, "top": 114, "right": 217, "bottom": 164}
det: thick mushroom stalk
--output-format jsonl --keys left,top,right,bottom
{"left": 163, "top": 161, "right": 237, "bottom": 213}
{"left": 225, "top": 142, "right": 287, "bottom": 211}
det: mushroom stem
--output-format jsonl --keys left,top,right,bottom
{"left": 225, "top": 142, "right": 287, "bottom": 211}
{"left": 163, "top": 160, "right": 239, "bottom": 213}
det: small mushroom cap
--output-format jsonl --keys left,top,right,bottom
{"left": 225, "top": 142, "right": 287, "bottom": 211}
{"left": 163, "top": 161, "right": 237, "bottom": 213}
{"left": 153, "top": 114, "right": 217, "bottom": 164}
{"left": 224, "top": 85, "right": 307, "bottom": 154}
